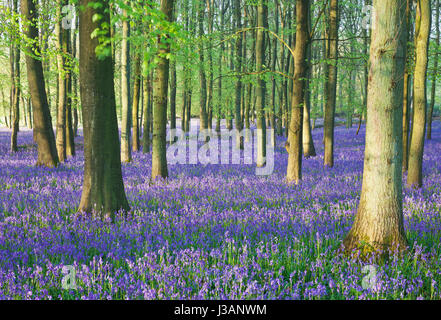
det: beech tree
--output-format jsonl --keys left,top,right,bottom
{"left": 10, "top": 0, "right": 20, "bottom": 153}
{"left": 21, "top": 0, "right": 59, "bottom": 167}
{"left": 323, "top": 0, "right": 338, "bottom": 168}
{"left": 120, "top": 2, "right": 132, "bottom": 163}
{"left": 343, "top": 0, "right": 408, "bottom": 255}
{"left": 408, "top": 0, "right": 431, "bottom": 188}
{"left": 286, "top": 0, "right": 309, "bottom": 184}
{"left": 78, "top": 0, "right": 129, "bottom": 218}
{"left": 255, "top": 0, "right": 267, "bottom": 168}
{"left": 151, "top": 0, "right": 175, "bottom": 180}
{"left": 427, "top": 0, "right": 439, "bottom": 140}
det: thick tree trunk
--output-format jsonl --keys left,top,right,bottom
{"left": 121, "top": 4, "right": 132, "bottom": 162}
{"left": 78, "top": 0, "right": 129, "bottom": 219}
{"left": 407, "top": 0, "right": 431, "bottom": 188}
{"left": 152, "top": 0, "right": 175, "bottom": 180}
{"left": 286, "top": 0, "right": 308, "bottom": 184}
{"left": 323, "top": 0, "right": 338, "bottom": 168}
{"left": 343, "top": 0, "right": 408, "bottom": 256}
{"left": 427, "top": 0, "right": 439, "bottom": 140}
{"left": 21, "top": 0, "right": 59, "bottom": 167}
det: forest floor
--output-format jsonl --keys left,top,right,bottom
{"left": 0, "top": 122, "right": 441, "bottom": 299}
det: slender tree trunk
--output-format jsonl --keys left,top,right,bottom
{"left": 142, "top": 73, "right": 152, "bottom": 153}
{"left": 207, "top": 0, "right": 214, "bottom": 131}
{"left": 152, "top": 0, "right": 175, "bottom": 180}
{"left": 27, "top": 98, "right": 32, "bottom": 129}
{"left": 64, "top": 17, "right": 75, "bottom": 157}
{"left": 198, "top": 0, "right": 208, "bottom": 137}
{"left": 170, "top": 60, "right": 177, "bottom": 132}
{"left": 78, "top": 0, "right": 129, "bottom": 219}
{"left": 256, "top": 0, "right": 267, "bottom": 167}
{"left": 21, "top": 0, "right": 59, "bottom": 167}
{"left": 216, "top": 0, "right": 226, "bottom": 133}
{"left": 427, "top": 0, "right": 439, "bottom": 140}
{"left": 72, "top": 20, "right": 79, "bottom": 137}
{"left": 323, "top": 0, "right": 338, "bottom": 167}
{"left": 10, "top": 0, "right": 20, "bottom": 153}
{"left": 343, "top": 0, "right": 408, "bottom": 256}
{"left": 302, "top": 3, "right": 316, "bottom": 158}
{"left": 234, "top": 0, "right": 243, "bottom": 149}
{"left": 132, "top": 53, "right": 141, "bottom": 152}
{"left": 402, "top": 0, "right": 411, "bottom": 172}
{"left": 55, "top": 0, "right": 67, "bottom": 162}
{"left": 408, "top": 0, "right": 431, "bottom": 188}
{"left": 121, "top": 3, "right": 132, "bottom": 162}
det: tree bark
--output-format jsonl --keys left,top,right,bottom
{"left": 402, "top": 0, "right": 411, "bottom": 172}
{"left": 121, "top": 3, "right": 132, "bottom": 162}
{"left": 234, "top": 0, "right": 243, "bottom": 149}
{"left": 198, "top": 0, "right": 208, "bottom": 137}
{"left": 407, "top": 0, "right": 431, "bottom": 188}
{"left": 302, "top": 2, "right": 316, "bottom": 158}
{"left": 55, "top": 0, "right": 67, "bottom": 162}
{"left": 343, "top": 0, "right": 408, "bottom": 256}
{"left": 142, "top": 73, "right": 152, "bottom": 153}
{"left": 78, "top": 0, "right": 129, "bottom": 219}
{"left": 10, "top": 0, "right": 20, "bottom": 153}
{"left": 323, "top": 0, "right": 338, "bottom": 167}
{"left": 286, "top": 0, "right": 308, "bottom": 184}
{"left": 152, "top": 0, "right": 175, "bottom": 179}
{"left": 427, "top": 0, "right": 439, "bottom": 140}
{"left": 132, "top": 53, "right": 141, "bottom": 152}
{"left": 256, "top": 0, "right": 267, "bottom": 167}
{"left": 21, "top": 0, "right": 59, "bottom": 167}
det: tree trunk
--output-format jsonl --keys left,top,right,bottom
{"left": 55, "top": 0, "right": 67, "bottom": 162}
{"left": 427, "top": 0, "right": 439, "bottom": 140}
{"left": 142, "top": 73, "right": 152, "bottom": 153}
{"left": 10, "top": 0, "right": 20, "bottom": 153}
{"left": 286, "top": 0, "right": 308, "bottom": 184}
{"left": 152, "top": 0, "right": 175, "bottom": 180}
{"left": 402, "top": 0, "right": 411, "bottom": 172}
{"left": 78, "top": 0, "right": 129, "bottom": 219}
{"left": 132, "top": 53, "right": 141, "bottom": 152}
{"left": 121, "top": 3, "right": 132, "bottom": 162}
{"left": 407, "top": 0, "right": 431, "bottom": 188}
{"left": 343, "top": 0, "right": 408, "bottom": 256}
{"left": 64, "top": 16, "right": 75, "bottom": 157}
{"left": 198, "top": 0, "right": 208, "bottom": 138}
{"left": 256, "top": 0, "right": 267, "bottom": 167}
{"left": 323, "top": 0, "right": 338, "bottom": 167}
{"left": 21, "top": 0, "right": 59, "bottom": 167}
{"left": 170, "top": 60, "right": 177, "bottom": 132}
{"left": 234, "top": 0, "right": 243, "bottom": 149}
{"left": 302, "top": 3, "right": 316, "bottom": 158}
